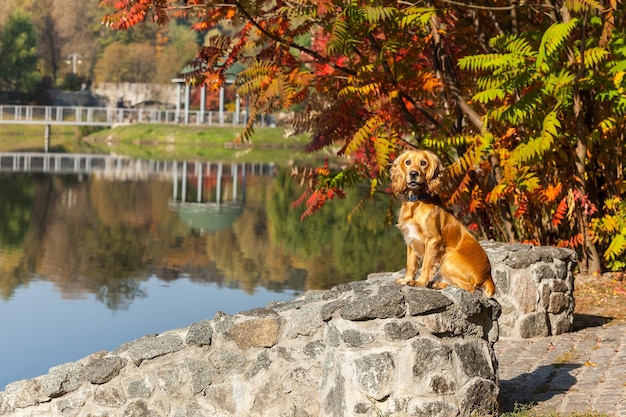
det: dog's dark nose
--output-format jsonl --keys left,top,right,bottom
{"left": 409, "top": 170, "right": 418, "bottom": 180}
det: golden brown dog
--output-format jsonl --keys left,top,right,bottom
{"left": 390, "top": 149, "right": 495, "bottom": 297}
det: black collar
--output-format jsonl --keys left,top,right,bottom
{"left": 407, "top": 193, "right": 432, "bottom": 202}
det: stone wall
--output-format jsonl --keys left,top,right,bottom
{"left": 0, "top": 272, "right": 500, "bottom": 417}
{"left": 485, "top": 242, "right": 577, "bottom": 338}
{"left": 0, "top": 243, "right": 578, "bottom": 417}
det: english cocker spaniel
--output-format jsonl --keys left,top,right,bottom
{"left": 390, "top": 149, "right": 495, "bottom": 297}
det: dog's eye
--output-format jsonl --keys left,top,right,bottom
{"left": 420, "top": 160, "right": 428, "bottom": 167}
{"left": 405, "top": 160, "right": 411, "bottom": 166}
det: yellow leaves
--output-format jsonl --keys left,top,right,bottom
{"left": 604, "top": 196, "right": 623, "bottom": 211}
{"left": 363, "top": 5, "right": 398, "bottom": 24}
{"left": 599, "top": 117, "right": 617, "bottom": 134}
{"left": 344, "top": 116, "right": 384, "bottom": 156}
{"left": 315, "top": 166, "right": 330, "bottom": 176}
{"left": 601, "top": 214, "right": 620, "bottom": 234}
{"left": 447, "top": 135, "right": 488, "bottom": 179}
{"left": 583, "top": 46, "right": 609, "bottom": 69}
{"left": 398, "top": 6, "right": 435, "bottom": 30}
{"left": 537, "top": 19, "right": 578, "bottom": 70}
{"left": 604, "top": 233, "right": 626, "bottom": 261}
{"left": 590, "top": 197, "right": 626, "bottom": 268}
{"left": 519, "top": 171, "right": 541, "bottom": 193}
{"left": 338, "top": 82, "right": 382, "bottom": 100}
{"left": 614, "top": 71, "right": 625, "bottom": 95}
{"left": 373, "top": 135, "right": 395, "bottom": 175}
{"left": 564, "top": 0, "right": 604, "bottom": 13}
{"left": 509, "top": 112, "right": 559, "bottom": 166}
{"left": 487, "top": 183, "right": 508, "bottom": 205}
{"left": 237, "top": 63, "right": 313, "bottom": 113}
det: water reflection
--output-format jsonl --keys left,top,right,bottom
{"left": 0, "top": 153, "right": 404, "bottom": 386}
{"left": 1, "top": 153, "right": 404, "bottom": 303}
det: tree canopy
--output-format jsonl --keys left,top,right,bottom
{"left": 100, "top": 0, "right": 625, "bottom": 274}
{"left": 0, "top": 0, "right": 199, "bottom": 89}
{"left": 0, "top": 10, "right": 40, "bottom": 93}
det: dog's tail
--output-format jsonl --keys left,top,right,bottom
{"left": 481, "top": 278, "right": 496, "bottom": 298}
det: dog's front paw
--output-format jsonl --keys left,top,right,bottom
{"left": 431, "top": 282, "right": 449, "bottom": 290}
{"left": 396, "top": 277, "right": 417, "bottom": 286}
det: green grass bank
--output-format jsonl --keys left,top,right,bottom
{"left": 0, "top": 124, "right": 327, "bottom": 164}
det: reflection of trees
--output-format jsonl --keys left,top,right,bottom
{"left": 207, "top": 169, "right": 405, "bottom": 291}
{"left": 205, "top": 176, "right": 308, "bottom": 295}
{"left": 1, "top": 165, "right": 406, "bottom": 308}
{"left": 267, "top": 169, "right": 405, "bottom": 289}
{"left": 0, "top": 174, "right": 36, "bottom": 299}
{"left": 0, "top": 174, "right": 35, "bottom": 250}
{"left": 2, "top": 174, "right": 215, "bottom": 309}
{"left": 96, "top": 278, "right": 147, "bottom": 311}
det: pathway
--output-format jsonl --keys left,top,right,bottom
{"left": 496, "top": 319, "right": 626, "bottom": 416}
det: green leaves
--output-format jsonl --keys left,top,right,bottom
{"left": 536, "top": 19, "right": 578, "bottom": 70}
{"left": 362, "top": 5, "right": 398, "bottom": 23}
{"left": 399, "top": 7, "right": 435, "bottom": 29}
{"left": 509, "top": 111, "right": 560, "bottom": 166}
{"left": 327, "top": 17, "right": 352, "bottom": 56}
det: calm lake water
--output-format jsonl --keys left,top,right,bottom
{"left": 0, "top": 153, "right": 404, "bottom": 388}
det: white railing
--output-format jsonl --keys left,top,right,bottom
{"left": 0, "top": 105, "right": 247, "bottom": 127}
{"left": 0, "top": 153, "right": 275, "bottom": 179}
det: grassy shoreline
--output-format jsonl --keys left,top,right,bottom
{"left": 0, "top": 124, "right": 330, "bottom": 164}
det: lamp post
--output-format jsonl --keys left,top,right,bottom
{"left": 67, "top": 53, "right": 82, "bottom": 74}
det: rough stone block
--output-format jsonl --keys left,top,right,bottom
{"left": 384, "top": 320, "right": 419, "bottom": 341}
{"left": 519, "top": 311, "right": 550, "bottom": 338}
{"left": 185, "top": 359, "right": 215, "bottom": 394}
{"left": 403, "top": 287, "right": 453, "bottom": 315}
{"left": 548, "top": 292, "right": 570, "bottom": 314}
{"left": 93, "top": 381, "right": 126, "bottom": 407}
{"left": 228, "top": 316, "right": 283, "bottom": 349}
{"left": 487, "top": 242, "right": 576, "bottom": 338}
{"left": 185, "top": 320, "right": 213, "bottom": 347}
{"left": 84, "top": 356, "right": 127, "bottom": 384}
{"left": 407, "top": 397, "right": 459, "bottom": 417}
{"left": 339, "top": 284, "right": 405, "bottom": 320}
{"left": 411, "top": 338, "right": 453, "bottom": 379}
{"left": 352, "top": 352, "right": 395, "bottom": 400}
{"left": 126, "top": 376, "right": 153, "bottom": 398}
{"left": 116, "top": 334, "right": 185, "bottom": 365}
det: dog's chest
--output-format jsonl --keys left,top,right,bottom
{"left": 399, "top": 221, "right": 424, "bottom": 249}
{"left": 397, "top": 206, "right": 427, "bottom": 254}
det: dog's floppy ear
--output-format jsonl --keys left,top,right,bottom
{"left": 390, "top": 151, "right": 408, "bottom": 196}
{"left": 425, "top": 152, "right": 443, "bottom": 195}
